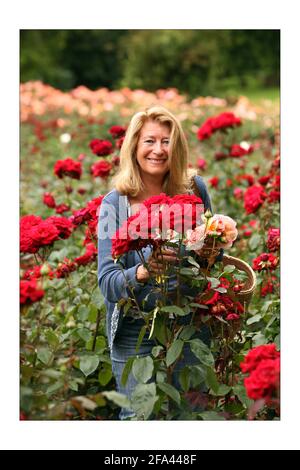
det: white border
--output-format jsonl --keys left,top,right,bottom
{"left": 1, "top": 0, "right": 300, "bottom": 451}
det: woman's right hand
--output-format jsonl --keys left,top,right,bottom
{"left": 136, "top": 248, "right": 178, "bottom": 282}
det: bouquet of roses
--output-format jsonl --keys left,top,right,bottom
{"left": 108, "top": 194, "right": 250, "bottom": 420}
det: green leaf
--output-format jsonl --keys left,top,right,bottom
{"left": 210, "top": 384, "right": 232, "bottom": 396}
{"left": 198, "top": 411, "right": 226, "bottom": 420}
{"left": 148, "top": 307, "right": 158, "bottom": 340}
{"left": 274, "top": 334, "right": 280, "bottom": 350}
{"left": 46, "top": 381, "right": 63, "bottom": 394}
{"left": 131, "top": 383, "right": 158, "bottom": 420}
{"left": 252, "top": 332, "right": 266, "bottom": 346}
{"left": 150, "top": 314, "right": 171, "bottom": 345}
{"left": 214, "top": 287, "right": 227, "bottom": 293}
{"left": 161, "top": 305, "right": 188, "bottom": 317}
{"left": 37, "top": 348, "right": 53, "bottom": 365}
{"left": 179, "top": 326, "right": 196, "bottom": 341}
{"left": 86, "top": 335, "right": 106, "bottom": 352}
{"left": 189, "top": 339, "right": 214, "bottom": 367}
{"left": 132, "top": 356, "right": 154, "bottom": 383}
{"left": 218, "top": 384, "right": 232, "bottom": 395}
{"left": 261, "top": 300, "right": 274, "bottom": 314}
{"left": 206, "top": 277, "right": 220, "bottom": 288}
{"left": 45, "top": 330, "right": 59, "bottom": 348}
{"left": 166, "top": 339, "right": 184, "bottom": 367}
{"left": 157, "top": 382, "right": 181, "bottom": 405}
{"left": 223, "top": 264, "right": 236, "bottom": 273}
{"left": 69, "top": 380, "right": 79, "bottom": 392}
{"left": 88, "top": 304, "right": 98, "bottom": 322}
{"left": 121, "top": 357, "right": 135, "bottom": 387}
{"left": 249, "top": 234, "right": 262, "bottom": 251}
{"left": 135, "top": 325, "right": 148, "bottom": 351}
{"left": 79, "top": 355, "right": 100, "bottom": 377}
{"left": 206, "top": 367, "right": 219, "bottom": 394}
{"left": 179, "top": 267, "right": 198, "bottom": 276}
{"left": 77, "top": 304, "right": 89, "bottom": 321}
{"left": 98, "top": 362, "right": 113, "bottom": 386}
{"left": 233, "top": 384, "right": 254, "bottom": 408}
{"left": 187, "top": 256, "right": 200, "bottom": 268}
{"left": 179, "top": 367, "right": 191, "bottom": 392}
{"left": 77, "top": 328, "right": 92, "bottom": 342}
{"left": 246, "top": 313, "right": 262, "bottom": 325}
{"left": 90, "top": 289, "right": 104, "bottom": 309}
{"left": 152, "top": 345, "right": 164, "bottom": 358}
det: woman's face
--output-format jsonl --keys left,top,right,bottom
{"left": 136, "top": 120, "right": 171, "bottom": 182}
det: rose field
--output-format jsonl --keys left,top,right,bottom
{"left": 20, "top": 81, "right": 280, "bottom": 421}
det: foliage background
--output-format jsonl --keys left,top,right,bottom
{"left": 20, "top": 29, "right": 280, "bottom": 98}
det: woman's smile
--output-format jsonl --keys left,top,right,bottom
{"left": 136, "top": 120, "right": 170, "bottom": 179}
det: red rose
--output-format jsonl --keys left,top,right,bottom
{"left": 74, "top": 243, "right": 97, "bottom": 266}
{"left": 196, "top": 158, "right": 207, "bottom": 170}
{"left": 30, "top": 220, "right": 60, "bottom": 248}
{"left": 54, "top": 158, "right": 82, "bottom": 180}
{"left": 109, "top": 125, "right": 126, "bottom": 139}
{"left": 47, "top": 216, "right": 73, "bottom": 239}
{"left": 55, "top": 203, "right": 70, "bottom": 214}
{"left": 244, "top": 185, "right": 267, "bottom": 214}
{"left": 267, "top": 190, "right": 280, "bottom": 203}
{"left": 229, "top": 144, "right": 254, "bottom": 158}
{"left": 267, "top": 228, "right": 280, "bottom": 252}
{"left": 43, "top": 192, "right": 56, "bottom": 208}
{"left": 91, "top": 160, "right": 112, "bottom": 178}
{"left": 252, "top": 253, "right": 279, "bottom": 271}
{"left": 20, "top": 279, "right": 45, "bottom": 305}
{"left": 244, "top": 358, "right": 280, "bottom": 402}
{"left": 54, "top": 258, "right": 77, "bottom": 278}
{"left": 209, "top": 176, "right": 219, "bottom": 188}
{"left": 240, "top": 343, "right": 280, "bottom": 374}
{"left": 197, "top": 112, "right": 241, "bottom": 141}
{"left": 89, "top": 139, "right": 113, "bottom": 156}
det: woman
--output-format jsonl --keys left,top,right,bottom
{"left": 98, "top": 106, "right": 218, "bottom": 419}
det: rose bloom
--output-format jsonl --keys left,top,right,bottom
{"left": 47, "top": 216, "right": 73, "bottom": 239}
{"left": 240, "top": 343, "right": 280, "bottom": 374}
{"left": 197, "top": 112, "right": 241, "bottom": 140}
{"left": 43, "top": 192, "right": 56, "bottom": 208}
{"left": 29, "top": 220, "right": 60, "bottom": 249}
{"left": 252, "top": 253, "right": 279, "bottom": 271}
{"left": 20, "top": 279, "right": 45, "bottom": 305}
{"left": 55, "top": 203, "right": 70, "bottom": 214}
{"left": 206, "top": 214, "right": 238, "bottom": 248}
{"left": 196, "top": 158, "right": 207, "bottom": 170}
{"left": 54, "top": 158, "right": 82, "bottom": 180}
{"left": 233, "top": 187, "right": 244, "bottom": 200}
{"left": 184, "top": 225, "right": 206, "bottom": 250}
{"left": 109, "top": 125, "right": 126, "bottom": 139}
{"left": 209, "top": 176, "right": 219, "bottom": 188}
{"left": 91, "top": 160, "right": 112, "bottom": 178}
{"left": 89, "top": 139, "right": 113, "bottom": 156}
{"left": 244, "top": 185, "right": 267, "bottom": 214}
{"left": 244, "top": 357, "right": 280, "bottom": 402}
{"left": 267, "top": 227, "right": 280, "bottom": 252}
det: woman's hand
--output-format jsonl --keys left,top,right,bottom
{"left": 136, "top": 248, "right": 178, "bottom": 282}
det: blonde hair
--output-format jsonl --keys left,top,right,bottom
{"left": 113, "top": 106, "right": 191, "bottom": 197}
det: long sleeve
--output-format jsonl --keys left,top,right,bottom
{"left": 97, "top": 194, "right": 145, "bottom": 304}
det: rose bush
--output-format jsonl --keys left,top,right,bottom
{"left": 20, "top": 81, "right": 280, "bottom": 420}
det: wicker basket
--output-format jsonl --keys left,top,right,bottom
{"left": 197, "top": 238, "right": 220, "bottom": 264}
{"left": 222, "top": 254, "right": 257, "bottom": 305}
